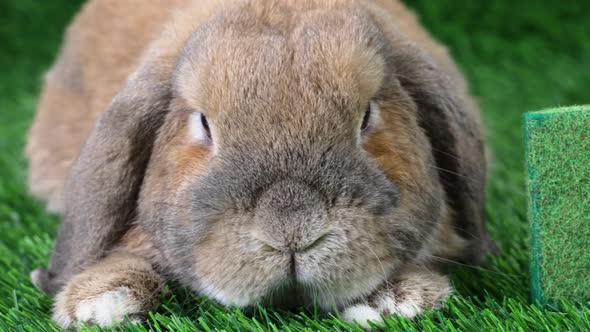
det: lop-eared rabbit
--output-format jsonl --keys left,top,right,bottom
{"left": 26, "top": 0, "right": 495, "bottom": 328}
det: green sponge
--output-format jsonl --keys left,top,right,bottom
{"left": 524, "top": 105, "right": 590, "bottom": 306}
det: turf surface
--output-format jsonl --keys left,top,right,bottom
{"left": 525, "top": 106, "right": 590, "bottom": 307}
{"left": 1, "top": 1, "right": 589, "bottom": 331}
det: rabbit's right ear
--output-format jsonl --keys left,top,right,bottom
{"left": 31, "top": 48, "right": 178, "bottom": 295}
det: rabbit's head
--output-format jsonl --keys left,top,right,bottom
{"left": 37, "top": 0, "right": 492, "bottom": 309}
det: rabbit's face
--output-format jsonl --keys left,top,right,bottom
{"left": 142, "top": 3, "right": 442, "bottom": 310}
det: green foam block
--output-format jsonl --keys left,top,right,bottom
{"left": 524, "top": 105, "right": 590, "bottom": 306}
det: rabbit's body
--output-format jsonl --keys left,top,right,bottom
{"left": 27, "top": 0, "right": 495, "bottom": 328}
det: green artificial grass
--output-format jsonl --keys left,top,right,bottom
{"left": 1, "top": 0, "right": 590, "bottom": 331}
{"left": 525, "top": 106, "right": 590, "bottom": 307}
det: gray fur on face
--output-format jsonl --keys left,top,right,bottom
{"left": 143, "top": 6, "right": 440, "bottom": 309}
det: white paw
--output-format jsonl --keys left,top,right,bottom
{"left": 341, "top": 304, "right": 383, "bottom": 329}
{"left": 372, "top": 295, "right": 424, "bottom": 318}
{"left": 53, "top": 287, "right": 142, "bottom": 328}
{"left": 342, "top": 273, "right": 453, "bottom": 328}
{"left": 391, "top": 301, "right": 422, "bottom": 317}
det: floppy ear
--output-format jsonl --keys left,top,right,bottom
{"left": 391, "top": 46, "right": 498, "bottom": 264}
{"left": 31, "top": 55, "right": 175, "bottom": 295}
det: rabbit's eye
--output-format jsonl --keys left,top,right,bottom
{"left": 200, "top": 113, "right": 211, "bottom": 139}
{"left": 361, "top": 104, "right": 371, "bottom": 131}
{"left": 189, "top": 112, "right": 212, "bottom": 143}
{"left": 361, "top": 101, "right": 379, "bottom": 133}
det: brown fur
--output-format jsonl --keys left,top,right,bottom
{"left": 27, "top": 0, "right": 495, "bottom": 327}
{"left": 367, "top": 265, "right": 452, "bottom": 315}
{"left": 51, "top": 251, "right": 163, "bottom": 328}
{"left": 27, "top": 0, "right": 190, "bottom": 212}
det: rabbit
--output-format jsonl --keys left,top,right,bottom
{"left": 26, "top": 0, "right": 497, "bottom": 328}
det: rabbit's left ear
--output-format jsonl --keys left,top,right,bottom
{"left": 392, "top": 47, "right": 498, "bottom": 264}
{"left": 31, "top": 51, "right": 176, "bottom": 295}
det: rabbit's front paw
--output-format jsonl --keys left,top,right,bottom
{"left": 53, "top": 286, "right": 145, "bottom": 328}
{"left": 342, "top": 266, "right": 452, "bottom": 328}
{"left": 50, "top": 253, "right": 163, "bottom": 328}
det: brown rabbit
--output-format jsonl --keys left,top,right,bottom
{"left": 26, "top": 0, "right": 496, "bottom": 328}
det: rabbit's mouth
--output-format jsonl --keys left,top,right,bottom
{"left": 191, "top": 263, "right": 392, "bottom": 312}
{"left": 190, "top": 227, "right": 398, "bottom": 311}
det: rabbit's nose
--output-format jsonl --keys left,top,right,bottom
{"left": 253, "top": 180, "right": 328, "bottom": 253}
{"left": 253, "top": 228, "right": 329, "bottom": 254}
{"left": 285, "top": 231, "right": 330, "bottom": 253}
{"left": 296, "top": 232, "right": 330, "bottom": 253}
